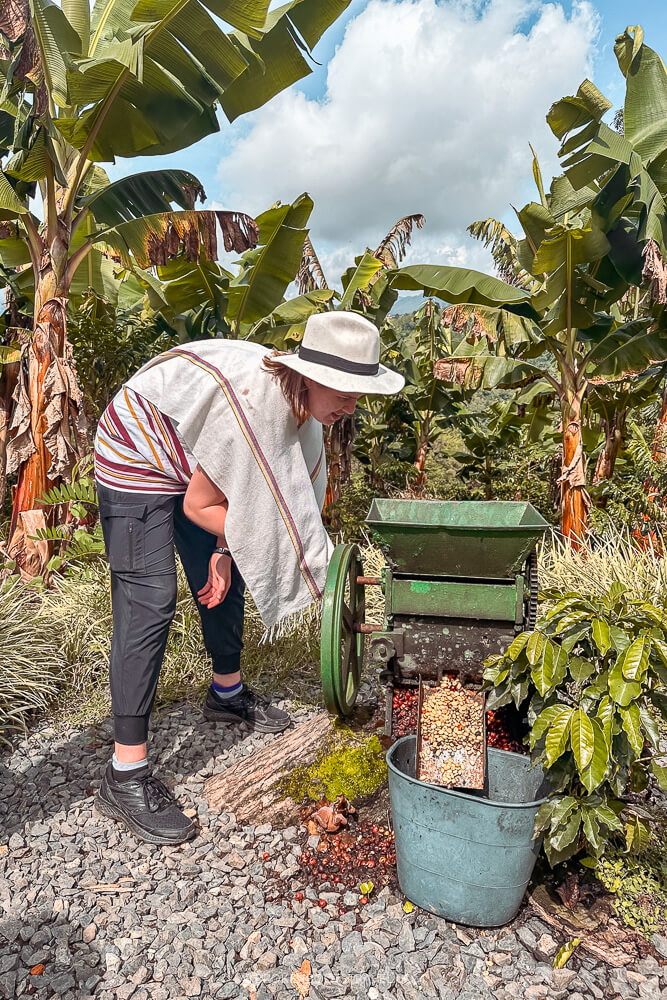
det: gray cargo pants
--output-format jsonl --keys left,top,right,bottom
{"left": 97, "top": 483, "right": 245, "bottom": 745}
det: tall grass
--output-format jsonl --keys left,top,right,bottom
{"left": 0, "top": 583, "right": 63, "bottom": 742}
{"left": 539, "top": 527, "right": 667, "bottom": 607}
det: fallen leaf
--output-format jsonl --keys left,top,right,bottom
{"left": 553, "top": 938, "right": 581, "bottom": 968}
{"left": 30, "top": 965, "right": 45, "bottom": 976}
{"left": 403, "top": 901, "right": 414, "bottom": 913}
{"left": 290, "top": 958, "right": 311, "bottom": 996}
{"left": 359, "top": 881, "right": 374, "bottom": 897}
{"left": 556, "top": 873, "right": 580, "bottom": 911}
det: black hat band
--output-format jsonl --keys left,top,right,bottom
{"left": 297, "top": 344, "right": 379, "bottom": 376}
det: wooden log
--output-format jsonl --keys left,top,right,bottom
{"left": 204, "top": 712, "right": 332, "bottom": 825}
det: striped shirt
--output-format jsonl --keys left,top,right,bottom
{"left": 94, "top": 387, "right": 197, "bottom": 494}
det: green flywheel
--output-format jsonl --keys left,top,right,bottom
{"left": 321, "top": 543, "right": 365, "bottom": 716}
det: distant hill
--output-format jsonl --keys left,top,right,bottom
{"left": 390, "top": 293, "right": 427, "bottom": 316}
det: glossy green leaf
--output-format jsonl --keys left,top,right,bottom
{"left": 545, "top": 708, "right": 573, "bottom": 765}
{"left": 620, "top": 703, "right": 643, "bottom": 756}
{"left": 591, "top": 618, "right": 611, "bottom": 656}
{"left": 590, "top": 804, "right": 622, "bottom": 832}
{"left": 570, "top": 708, "right": 595, "bottom": 773}
{"left": 616, "top": 28, "right": 667, "bottom": 162}
{"left": 588, "top": 321, "right": 667, "bottom": 380}
{"left": 624, "top": 813, "right": 651, "bottom": 854}
{"left": 531, "top": 639, "right": 567, "bottom": 696}
{"left": 530, "top": 704, "right": 569, "bottom": 748}
{"left": 638, "top": 705, "right": 660, "bottom": 750}
{"left": 582, "top": 810, "right": 602, "bottom": 853}
{"left": 596, "top": 695, "right": 614, "bottom": 748}
{"left": 31, "top": 0, "right": 82, "bottom": 107}
{"left": 0, "top": 172, "right": 28, "bottom": 214}
{"left": 526, "top": 631, "right": 546, "bottom": 666}
{"left": 608, "top": 624, "right": 632, "bottom": 655}
{"left": 608, "top": 659, "right": 642, "bottom": 707}
{"left": 532, "top": 225, "right": 609, "bottom": 276}
{"left": 506, "top": 632, "right": 529, "bottom": 662}
{"left": 619, "top": 634, "right": 650, "bottom": 682}
{"left": 651, "top": 760, "right": 667, "bottom": 790}
{"left": 568, "top": 657, "right": 595, "bottom": 683}
{"left": 550, "top": 808, "right": 582, "bottom": 853}
{"left": 62, "top": 0, "right": 90, "bottom": 54}
{"left": 580, "top": 718, "right": 610, "bottom": 793}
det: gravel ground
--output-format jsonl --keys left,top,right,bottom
{"left": 1, "top": 700, "right": 666, "bottom": 1000}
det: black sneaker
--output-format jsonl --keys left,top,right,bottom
{"left": 95, "top": 763, "right": 196, "bottom": 845}
{"left": 203, "top": 685, "right": 291, "bottom": 733}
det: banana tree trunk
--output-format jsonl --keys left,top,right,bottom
{"left": 0, "top": 356, "right": 19, "bottom": 516}
{"left": 413, "top": 416, "right": 432, "bottom": 494}
{"left": 652, "top": 383, "right": 667, "bottom": 464}
{"left": 593, "top": 409, "right": 627, "bottom": 484}
{"left": 559, "top": 390, "right": 589, "bottom": 546}
{"left": 6, "top": 264, "right": 84, "bottom": 576}
{"left": 323, "top": 415, "right": 355, "bottom": 527}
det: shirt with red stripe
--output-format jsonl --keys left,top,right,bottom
{"left": 94, "top": 386, "right": 197, "bottom": 494}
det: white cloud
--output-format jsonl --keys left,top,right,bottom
{"left": 216, "top": 0, "right": 600, "bottom": 281}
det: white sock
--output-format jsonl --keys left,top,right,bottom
{"left": 112, "top": 753, "right": 148, "bottom": 773}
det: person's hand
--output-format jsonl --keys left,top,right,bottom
{"left": 198, "top": 553, "right": 231, "bottom": 609}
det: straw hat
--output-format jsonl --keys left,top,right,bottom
{"left": 274, "top": 311, "right": 405, "bottom": 395}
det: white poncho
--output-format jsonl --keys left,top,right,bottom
{"left": 128, "top": 339, "right": 333, "bottom": 631}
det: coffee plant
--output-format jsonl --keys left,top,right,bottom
{"left": 483, "top": 583, "right": 667, "bottom": 866}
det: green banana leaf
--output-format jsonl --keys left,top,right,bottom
{"left": 247, "top": 288, "right": 335, "bottom": 348}
{"left": 220, "top": 0, "right": 352, "bottom": 122}
{"left": 586, "top": 319, "right": 667, "bottom": 378}
{"left": 388, "top": 264, "right": 537, "bottom": 313}
{"left": 30, "top": 0, "right": 81, "bottom": 107}
{"left": 226, "top": 193, "right": 313, "bottom": 329}
{"left": 339, "top": 252, "right": 384, "bottom": 309}
{"left": 62, "top": 0, "right": 90, "bottom": 55}
{"left": 0, "top": 171, "right": 28, "bottom": 214}
{"left": 546, "top": 78, "right": 612, "bottom": 140}
{"left": 153, "top": 257, "right": 234, "bottom": 316}
{"left": 531, "top": 225, "right": 610, "bottom": 275}
{"left": 615, "top": 27, "right": 667, "bottom": 164}
{"left": 435, "top": 353, "right": 547, "bottom": 391}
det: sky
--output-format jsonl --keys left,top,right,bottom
{"left": 113, "top": 0, "right": 667, "bottom": 289}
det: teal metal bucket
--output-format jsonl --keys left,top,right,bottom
{"left": 387, "top": 736, "right": 550, "bottom": 927}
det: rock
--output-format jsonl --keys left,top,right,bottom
{"left": 398, "top": 922, "right": 416, "bottom": 953}
{"left": 551, "top": 968, "right": 576, "bottom": 989}
{"left": 82, "top": 924, "right": 97, "bottom": 944}
{"left": 516, "top": 926, "right": 537, "bottom": 951}
{"left": 651, "top": 934, "right": 667, "bottom": 960}
{"left": 534, "top": 933, "right": 559, "bottom": 962}
{"left": 257, "top": 952, "right": 278, "bottom": 970}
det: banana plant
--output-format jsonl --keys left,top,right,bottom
{"left": 0, "top": 0, "right": 350, "bottom": 573}
{"left": 587, "top": 366, "right": 666, "bottom": 484}
{"left": 388, "top": 26, "right": 667, "bottom": 544}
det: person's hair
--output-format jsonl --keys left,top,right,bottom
{"left": 262, "top": 352, "right": 310, "bottom": 426}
